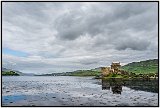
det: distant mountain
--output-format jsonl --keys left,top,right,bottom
{"left": 2, "top": 67, "right": 11, "bottom": 72}
{"left": 2, "top": 67, "right": 35, "bottom": 76}
{"left": 90, "top": 67, "right": 102, "bottom": 72}
{"left": 121, "top": 59, "right": 158, "bottom": 74}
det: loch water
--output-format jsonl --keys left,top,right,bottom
{"left": 2, "top": 76, "right": 158, "bottom": 106}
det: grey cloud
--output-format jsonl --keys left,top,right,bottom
{"left": 80, "top": 61, "right": 99, "bottom": 65}
{"left": 54, "top": 2, "right": 157, "bottom": 41}
{"left": 3, "top": 2, "right": 48, "bottom": 21}
{"left": 115, "top": 38, "right": 150, "bottom": 51}
{"left": 76, "top": 58, "right": 100, "bottom": 65}
{"left": 2, "top": 2, "right": 158, "bottom": 73}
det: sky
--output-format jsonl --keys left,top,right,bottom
{"left": 2, "top": 2, "right": 158, "bottom": 74}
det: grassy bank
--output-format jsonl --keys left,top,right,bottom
{"left": 102, "top": 73, "right": 158, "bottom": 80}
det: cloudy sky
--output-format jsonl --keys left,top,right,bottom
{"left": 2, "top": 2, "right": 158, "bottom": 74}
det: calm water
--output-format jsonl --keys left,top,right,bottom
{"left": 2, "top": 76, "right": 158, "bottom": 106}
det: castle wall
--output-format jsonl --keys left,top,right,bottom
{"left": 101, "top": 67, "right": 111, "bottom": 76}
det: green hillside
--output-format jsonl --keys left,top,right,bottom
{"left": 121, "top": 59, "right": 158, "bottom": 74}
{"left": 64, "top": 70, "right": 101, "bottom": 76}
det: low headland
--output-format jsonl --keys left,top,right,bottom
{"left": 2, "top": 71, "right": 20, "bottom": 76}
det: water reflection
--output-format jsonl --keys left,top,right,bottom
{"left": 102, "top": 78, "right": 123, "bottom": 94}
{"left": 102, "top": 78, "right": 158, "bottom": 94}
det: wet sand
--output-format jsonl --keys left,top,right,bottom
{"left": 2, "top": 76, "right": 158, "bottom": 106}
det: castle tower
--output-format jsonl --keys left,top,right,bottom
{"left": 111, "top": 62, "right": 121, "bottom": 74}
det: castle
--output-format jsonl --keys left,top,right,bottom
{"left": 101, "top": 62, "right": 121, "bottom": 76}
